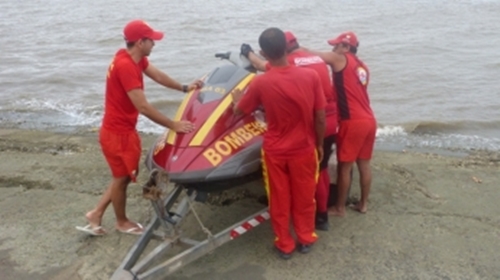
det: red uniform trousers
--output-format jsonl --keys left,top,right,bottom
{"left": 262, "top": 149, "right": 319, "bottom": 253}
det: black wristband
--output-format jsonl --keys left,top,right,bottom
{"left": 182, "top": 84, "right": 188, "bottom": 93}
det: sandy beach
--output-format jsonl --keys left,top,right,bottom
{"left": 0, "top": 128, "right": 499, "bottom": 280}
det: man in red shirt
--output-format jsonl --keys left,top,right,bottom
{"left": 232, "top": 27, "right": 326, "bottom": 259}
{"left": 76, "top": 19, "right": 201, "bottom": 236}
{"left": 241, "top": 31, "right": 337, "bottom": 231}
{"left": 306, "top": 32, "right": 377, "bottom": 216}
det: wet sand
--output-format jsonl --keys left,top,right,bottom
{"left": 0, "top": 128, "right": 499, "bottom": 280}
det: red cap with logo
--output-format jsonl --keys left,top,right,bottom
{"left": 123, "top": 20, "right": 164, "bottom": 42}
{"left": 327, "top": 31, "right": 358, "bottom": 47}
{"left": 284, "top": 31, "right": 298, "bottom": 50}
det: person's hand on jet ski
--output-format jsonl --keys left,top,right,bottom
{"left": 231, "top": 88, "right": 243, "bottom": 103}
{"left": 241, "top": 43, "right": 267, "bottom": 72}
{"left": 230, "top": 88, "right": 244, "bottom": 115}
{"left": 184, "top": 79, "right": 204, "bottom": 93}
{"left": 172, "top": 120, "right": 195, "bottom": 133}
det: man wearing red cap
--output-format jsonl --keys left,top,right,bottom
{"left": 234, "top": 27, "right": 326, "bottom": 259}
{"left": 76, "top": 19, "right": 201, "bottom": 236}
{"left": 241, "top": 31, "right": 337, "bottom": 231}
{"left": 306, "top": 32, "right": 377, "bottom": 216}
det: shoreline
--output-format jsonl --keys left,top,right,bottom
{"left": 0, "top": 123, "right": 488, "bottom": 156}
{"left": 0, "top": 127, "right": 499, "bottom": 279}
{"left": 4, "top": 116, "right": 500, "bottom": 154}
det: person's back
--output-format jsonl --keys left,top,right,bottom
{"left": 288, "top": 50, "right": 334, "bottom": 102}
{"left": 233, "top": 27, "right": 325, "bottom": 259}
{"left": 249, "top": 65, "right": 322, "bottom": 157}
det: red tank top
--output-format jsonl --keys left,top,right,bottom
{"left": 333, "top": 53, "right": 374, "bottom": 121}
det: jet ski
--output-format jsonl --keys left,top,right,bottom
{"left": 144, "top": 52, "right": 265, "bottom": 192}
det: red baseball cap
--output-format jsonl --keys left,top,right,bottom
{"left": 284, "top": 31, "right": 298, "bottom": 50}
{"left": 123, "top": 20, "right": 164, "bottom": 42}
{"left": 327, "top": 31, "right": 358, "bottom": 47}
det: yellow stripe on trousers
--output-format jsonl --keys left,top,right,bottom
{"left": 261, "top": 149, "right": 270, "bottom": 202}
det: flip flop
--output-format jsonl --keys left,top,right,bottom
{"left": 117, "top": 223, "right": 144, "bottom": 236}
{"left": 75, "top": 224, "right": 107, "bottom": 236}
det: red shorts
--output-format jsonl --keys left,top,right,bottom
{"left": 336, "top": 119, "right": 377, "bottom": 162}
{"left": 99, "top": 128, "right": 141, "bottom": 182}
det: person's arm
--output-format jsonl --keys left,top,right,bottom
{"left": 311, "top": 71, "right": 327, "bottom": 162}
{"left": 300, "top": 48, "right": 346, "bottom": 72}
{"left": 144, "top": 64, "right": 203, "bottom": 93}
{"left": 247, "top": 52, "right": 268, "bottom": 72}
{"left": 314, "top": 109, "right": 326, "bottom": 163}
{"left": 127, "top": 88, "right": 195, "bottom": 133}
{"left": 241, "top": 43, "right": 268, "bottom": 72}
{"left": 231, "top": 82, "right": 261, "bottom": 116}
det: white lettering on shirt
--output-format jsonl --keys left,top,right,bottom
{"left": 293, "top": 56, "right": 323, "bottom": 66}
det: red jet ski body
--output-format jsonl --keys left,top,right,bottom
{"left": 145, "top": 52, "right": 265, "bottom": 192}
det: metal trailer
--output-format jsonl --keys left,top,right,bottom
{"left": 110, "top": 170, "right": 269, "bottom": 280}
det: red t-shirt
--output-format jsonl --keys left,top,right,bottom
{"left": 287, "top": 50, "right": 338, "bottom": 136}
{"left": 102, "top": 49, "right": 149, "bottom": 132}
{"left": 237, "top": 65, "right": 326, "bottom": 158}
{"left": 266, "top": 51, "right": 336, "bottom": 116}
{"left": 287, "top": 51, "right": 335, "bottom": 111}
{"left": 333, "top": 53, "right": 374, "bottom": 121}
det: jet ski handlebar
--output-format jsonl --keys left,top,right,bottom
{"left": 215, "top": 51, "right": 231, "bottom": 60}
{"left": 214, "top": 51, "right": 258, "bottom": 73}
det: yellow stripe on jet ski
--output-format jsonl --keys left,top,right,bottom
{"left": 189, "top": 73, "right": 255, "bottom": 146}
{"left": 166, "top": 74, "right": 209, "bottom": 145}
{"left": 166, "top": 89, "right": 197, "bottom": 145}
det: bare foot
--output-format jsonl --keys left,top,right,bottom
{"left": 85, "top": 210, "right": 104, "bottom": 227}
{"left": 116, "top": 220, "right": 144, "bottom": 235}
{"left": 327, "top": 207, "right": 345, "bottom": 217}
{"left": 83, "top": 210, "right": 106, "bottom": 235}
{"left": 350, "top": 203, "right": 367, "bottom": 214}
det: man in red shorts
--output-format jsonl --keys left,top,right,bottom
{"left": 305, "top": 32, "right": 376, "bottom": 216}
{"left": 241, "top": 31, "right": 337, "bottom": 231}
{"left": 232, "top": 27, "right": 326, "bottom": 259}
{"left": 76, "top": 19, "right": 201, "bottom": 236}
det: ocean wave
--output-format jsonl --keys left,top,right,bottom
{"left": 3, "top": 98, "right": 500, "bottom": 152}
{"left": 377, "top": 121, "right": 500, "bottom": 137}
{"left": 371, "top": 123, "right": 500, "bottom": 151}
{"left": 8, "top": 98, "right": 102, "bottom": 127}
{"left": 376, "top": 131, "right": 500, "bottom": 152}
{"left": 376, "top": 125, "right": 407, "bottom": 137}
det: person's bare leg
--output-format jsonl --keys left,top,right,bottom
{"left": 85, "top": 183, "right": 112, "bottom": 230}
{"left": 83, "top": 180, "right": 116, "bottom": 234}
{"left": 110, "top": 176, "right": 143, "bottom": 233}
{"left": 351, "top": 159, "right": 371, "bottom": 213}
{"left": 328, "top": 161, "right": 354, "bottom": 217}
